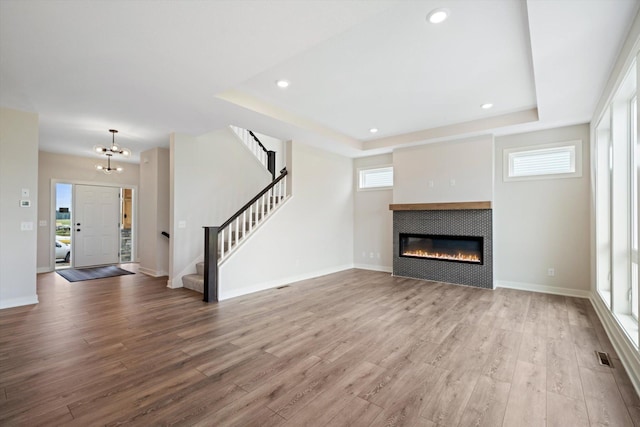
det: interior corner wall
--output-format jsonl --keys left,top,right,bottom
{"left": 392, "top": 135, "right": 494, "bottom": 204}
{"left": 219, "top": 141, "right": 354, "bottom": 300}
{"left": 494, "top": 124, "right": 591, "bottom": 296}
{"left": 36, "top": 151, "right": 139, "bottom": 271}
{"left": 0, "top": 108, "right": 39, "bottom": 309}
{"left": 139, "top": 147, "right": 170, "bottom": 277}
{"left": 353, "top": 154, "right": 393, "bottom": 272}
{"left": 169, "top": 128, "right": 272, "bottom": 288}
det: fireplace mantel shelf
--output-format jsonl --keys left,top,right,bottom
{"left": 389, "top": 201, "right": 492, "bottom": 211}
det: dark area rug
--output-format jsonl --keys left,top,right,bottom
{"left": 57, "top": 266, "right": 135, "bottom": 282}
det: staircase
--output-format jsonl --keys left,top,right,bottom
{"left": 181, "top": 186, "right": 287, "bottom": 295}
{"left": 180, "top": 127, "right": 288, "bottom": 300}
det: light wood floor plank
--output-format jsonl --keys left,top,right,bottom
{"left": 324, "top": 396, "right": 383, "bottom": 427}
{"left": 546, "top": 391, "right": 589, "bottom": 427}
{"left": 502, "top": 360, "right": 547, "bottom": 427}
{"left": 580, "top": 366, "right": 634, "bottom": 427}
{"left": 458, "top": 375, "right": 511, "bottom": 427}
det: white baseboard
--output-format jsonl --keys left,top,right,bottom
{"left": 590, "top": 293, "right": 640, "bottom": 397}
{"left": 219, "top": 264, "right": 354, "bottom": 301}
{"left": 495, "top": 280, "right": 591, "bottom": 298}
{"left": 0, "top": 295, "right": 39, "bottom": 309}
{"left": 138, "top": 267, "right": 168, "bottom": 277}
{"left": 37, "top": 266, "right": 52, "bottom": 274}
{"left": 353, "top": 264, "right": 393, "bottom": 273}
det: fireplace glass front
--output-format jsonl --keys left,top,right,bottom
{"left": 399, "top": 233, "right": 483, "bottom": 265}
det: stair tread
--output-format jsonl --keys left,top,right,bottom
{"left": 182, "top": 274, "right": 204, "bottom": 293}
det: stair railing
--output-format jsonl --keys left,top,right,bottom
{"left": 230, "top": 126, "right": 276, "bottom": 179}
{"left": 202, "top": 168, "right": 288, "bottom": 302}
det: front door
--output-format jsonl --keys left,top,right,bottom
{"left": 73, "top": 185, "right": 120, "bottom": 268}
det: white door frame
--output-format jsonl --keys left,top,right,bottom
{"left": 49, "top": 179, "right": 138, "bottom": 271}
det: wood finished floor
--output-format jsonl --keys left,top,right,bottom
{"left": 1, "top": 266, "right": 638, "bottom": 426}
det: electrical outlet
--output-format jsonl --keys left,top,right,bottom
{"left": 547, "top": 268, "right": 555, "bottom": 277}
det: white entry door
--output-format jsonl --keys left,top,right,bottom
{"left": 73, "top": 185, "right": 120, "bottom": 268}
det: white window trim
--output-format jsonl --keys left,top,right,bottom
{"left": 357, "top": 165, "right": 393, "bottom": 191}
{"left": 503, "top": 140, "right": 583, "bottom": 182}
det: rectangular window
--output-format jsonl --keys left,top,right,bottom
{"left": 358, "top": 166, "right": 393, "bottom": 190}
{"left": 596, "top": 60, "right": 638, "bottom": 346}
{"left": 503, "top": 140, "right": 582, "bottom": 182}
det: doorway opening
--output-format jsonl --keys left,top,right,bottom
{"left": 52, "top": 182, "right": 135, "bottom": 270}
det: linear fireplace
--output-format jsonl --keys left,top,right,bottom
{"left": 390, "top": 203, "right": 493, "bottom": 289}
{"left": 399, "top": 233, "right": 483, "bottom": 264}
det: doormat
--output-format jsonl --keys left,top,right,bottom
{"left": 57, "top": 266, "right": 135, "bottom": 282}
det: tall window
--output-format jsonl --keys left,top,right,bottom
{"left": 595, "top": 61, "right": 638, "bottom": 345}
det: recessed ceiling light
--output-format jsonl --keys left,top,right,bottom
{"left": 427, "top": 8, "right": 449, "bottom": 24}
{"left": 481, "top": 103, "right": 493, "bottom": 109}
{"left": 276, "top": 80, "right": 290, "bottom": 88}
{"left": 369, "top": 128, "right": 379, "bottom": 134}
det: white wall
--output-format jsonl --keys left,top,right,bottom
{"left": 392, "top": 135, "right": 494, "bottom": 203}
{"left": 0, "top": 108, "right": 39, "bottom": 309}
{"left": 494, "top": 124, "right": 590, "bottom": 296}
{"left": 139, "top": 147, "right": 170, "bottom": 277}
{"left": 170, "top": 127, "right": 272, "bottom": 288}
{"left": 219, "top": 141, "right": 354, "bottom": 299}
{"left": 36, "top": 151, "right": 139, "bottom": 271}
{"left": 353, "top": 154, "right": 393, "bottom": 272}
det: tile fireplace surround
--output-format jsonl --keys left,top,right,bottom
{"left": 390, "top": 202, "right": 493, "bottom": 289}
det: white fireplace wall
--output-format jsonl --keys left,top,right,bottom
{"left": 392, "top": 135, "right": 494, "bottom": 204}
{"left": 494, "top": 124, "right": 590, "bottom": 296}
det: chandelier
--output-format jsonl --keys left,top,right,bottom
{"left": 95, "top": 129, "right": 130, "bottom": 174}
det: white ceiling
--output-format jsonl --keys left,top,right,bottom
{"left": 0, "top": 0, "right": 638, "bottom": 161}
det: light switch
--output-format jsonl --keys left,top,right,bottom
{"left": 39, "top": 220, "right": 47, "bottom": 227}
{"left": 21, "top": 221, "right": 33, "bottom": 231}
{"left": 178, "top": 220, "right": 186, "bottom": 229}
